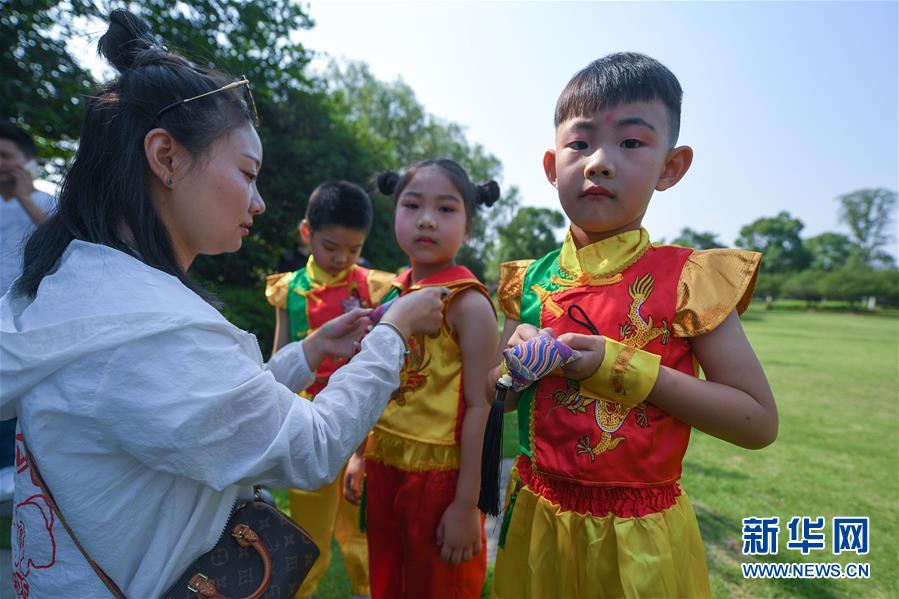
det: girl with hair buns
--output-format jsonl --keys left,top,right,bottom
{"left": 346, "top": 159, "right": 500, "bottom": 598}
{"left": 0, "top": 9, "right": 445, "bottom": 597}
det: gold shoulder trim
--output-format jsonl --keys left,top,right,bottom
{"left": 497, "top": 260, "right": 533, "bottom": 321}
{"left": 673, "top": 249, "right": 762, "bottom": 338}
{"left": 264, "top": 272, "right": 294, "bottom": 309}
{"left": 366, "top": 269, "right": 397, "bottom": 305}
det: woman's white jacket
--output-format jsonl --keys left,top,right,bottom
{"left": 0, "top": 241, "right": 403, "bottom": 597}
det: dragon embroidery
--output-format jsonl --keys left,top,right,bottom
{"left": 555, "top": 273, "right": 666, "bottom": 460}
{"left": 390, "top": 336, "right": 430, "bottom": 405}
{"left": 618, "top": 273, "right": 669, "bottom": 346}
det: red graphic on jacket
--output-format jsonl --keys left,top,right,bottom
{"left": 13, "top": 434, "right": 58, "bottom": 599}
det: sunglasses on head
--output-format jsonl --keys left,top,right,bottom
{"left": 155, "top": 77, "right": 259, "bottom": 127}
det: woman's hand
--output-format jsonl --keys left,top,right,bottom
{"left": 302, "top": 308, "right": 372, "bottom": 371}
{"left": 557, "top": 332, "right": 606, "bottom": 380}
{"left": 436, "top": 500, "right": 482, "bottom": 564}
{"left": 381, "top": 287, "right": 449, "bottom": 340}
{"left": 343, "top": 452, "right": 366, "bottom": 505}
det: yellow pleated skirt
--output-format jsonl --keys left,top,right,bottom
{"left": 288, "top": 467, "right": 370, "bottom": 597}
{"left": 491, "top": 464, "right": 711, "bottom": 599}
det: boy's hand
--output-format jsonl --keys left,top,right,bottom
{"left": 436, "top": 500, "right": 482, "bottom": 564}
{"left": 343, "top": 453, "right": 366, "bottom": 505}
{"left": 557, "top": 333, "right": 606, "bottom": 380}
{"left": 506, "top": 324, "right": 555, "bottom": 349}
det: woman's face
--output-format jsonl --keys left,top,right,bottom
{"left": 160, "top": 125, "right": 264, "bottom": 268}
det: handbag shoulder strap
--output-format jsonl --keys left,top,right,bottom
{"left": 24, "top": 441, "right": 127, "bottom": 599}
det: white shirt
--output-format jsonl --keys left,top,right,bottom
{"left": 0, "top": 241, "right": 404, "bottom": 597}
{"left": 0, "top": 190, "right": 54, "bottom": 294}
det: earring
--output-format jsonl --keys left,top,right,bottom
{"left": 166, "top": 178, "right": 174, "bottom": 186}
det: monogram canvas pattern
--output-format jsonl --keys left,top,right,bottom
{"left": 164, "top": 500, "right": 319, "bottom": 598}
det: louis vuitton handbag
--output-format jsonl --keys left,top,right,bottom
{"left": 26, "top": 444, "right": 319, "bottom": 599}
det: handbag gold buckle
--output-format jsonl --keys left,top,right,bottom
{"left": 187, "top": 573, "right": 208, "bottom": 592}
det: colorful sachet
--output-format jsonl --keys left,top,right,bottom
{"left": 367, "top": 298, "right": 395, "bottom": 324}
{"left": 341, "top": 296, "right": 361, "bottom": 312}
{"left": 500, "top": 333, "right": 577, "bottom": 391}
{"left": 480, "top": 333, "right": 577, "bottom": 516}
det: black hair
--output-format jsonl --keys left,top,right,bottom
{"left": 0, "top": 122, "right": 37, "bottom": 159}
{"left": 555, "top": 52, "right": 683, "bottom": 146}
{"left": 375, "top": 158, "right": 499, "bottom": 232}
{"left": 305, "top": 181, "right": 373, "bottom": 233}
{"left": 14, "top": 8, "right": 256, "bottom": 301}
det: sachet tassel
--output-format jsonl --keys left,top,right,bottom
{"left": 478, "top": 377, "right": 510, "bottom": 516}
{"left": 478, "top": 334, "right": 577, "bottom": 516}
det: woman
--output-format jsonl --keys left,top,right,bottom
{"left": 0, "top": 9, "right": 443, "bottom": 597}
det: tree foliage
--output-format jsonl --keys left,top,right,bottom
{"left": 325, "top": 60, "right": 520, "bottom": 278}
{"left": 6, "top": 3, "right": 517, "bottom": 283}
{"left": 495, "top": 207, "right": 565, "bottom": 264}
{"left": 836, "top": 188, "right": 897, "bottom": 268}
{"left": 804, "top": 232, "right": 856, "bottom": 271}
{"left": 2, "top": 1, "right": 98, "bottom": 165}
{"left": 736, "top": 211, "right": 811, "bottom": 273}
{"left": 671, "top": 227, "right": 723, "bottom": 250}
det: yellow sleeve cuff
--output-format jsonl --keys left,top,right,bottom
{"left": 579, "top": 338, "right": 661, "bottom": 409}
{"left": 264, "top": 272, "right": 293, "bottom": 309}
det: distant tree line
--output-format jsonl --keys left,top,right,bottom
{"left": 672, "top": 188, "right": 898, "bottom": 309}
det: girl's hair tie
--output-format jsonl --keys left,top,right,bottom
{"left": 477, "top": 180, "right": 500, "bottom": 207}
{"left": 376, "top": 170, "right": 400, "bottom": 195}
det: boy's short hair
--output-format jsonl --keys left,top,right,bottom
{"left": 555, "top": 52, "right": 683, "bottom": 146}
{"left": 305, "top": 180, "right": 373, "bottom": 233}
{"left": 0, "top": 122, "right": 38, "bottom": 158}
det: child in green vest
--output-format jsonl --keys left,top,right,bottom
{"left": 489, "top": 52, "right": 778, "bottom": 598}
{"left": 265, "top": 181, "right": 394, "bottom": 599}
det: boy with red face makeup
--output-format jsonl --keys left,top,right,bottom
{"left": 490, "top": 53, "right": 778, "bottom": 598}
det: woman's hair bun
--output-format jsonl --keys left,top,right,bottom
{"left": 477, "top": 180, "right": 500, "bottom": 207}
{"left": 98, "top": 9, "right": 165, "bottom": 73}
{"left": 377, "top": 170, "right": 400, "bottom": 196}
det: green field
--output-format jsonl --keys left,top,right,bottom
{"left": 281, "top": 308, "right": 899, "bottom": 598}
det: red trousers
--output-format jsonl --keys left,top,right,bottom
{"left": 365, "top": 460, "right": 487, "bottom": 599}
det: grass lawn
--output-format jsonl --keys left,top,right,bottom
{"left": 277, "top": 308, "right": 898, "bottom": 598}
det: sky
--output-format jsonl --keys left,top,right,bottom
{"left": 296, "top": 1, "right": 898, "bottom": 254}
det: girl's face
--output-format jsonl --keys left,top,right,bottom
{"left": 159, "top": 125, "right": 265, "bottom": 268}
{"left": 394, "top": 166, "right": 467, "bottom": 275}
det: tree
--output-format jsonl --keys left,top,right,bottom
{"left": 735, "top": 211, "right": 811, "bottom": 273}
{"left": 326, "top": 59, "right": 520, "bottom": 278}
{"left": 671, "top": 228, "right": 724, "bottom": 249}
{"left": 2, "top": 1, "right": 99, "bottom": 167}
{"left": 495, "top": 207, "right": 566, "bottom": 265}
{"left": 837, "top": 188, "right": 897, "bottom": 268}
{"left": 805, "top": 232, "right": 856, "bottom": 271}
{"left": 780, "top": 270, "right": 823, "bottom": 305}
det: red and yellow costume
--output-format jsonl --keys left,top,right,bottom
{"left": 266, "top": 257, "right": 394, "bottom": 598}
{"left": 364, "top": 265, "right": 492, "bottom": 599}
{"left": 492, "top": 228, "right": 760, "bottom": 599}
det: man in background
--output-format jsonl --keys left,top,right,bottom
{"left": 1, "top": 122, "right": 53, "bottom": 295}
{"left": 0, "top": 123, "right": 55, "bottom": 590}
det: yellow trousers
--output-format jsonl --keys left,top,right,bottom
{"left": 288, "top": 467, "right": 370, "bottom": 597}
{"left": 492, "top": 465, "right": 710, "bottom": 599}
